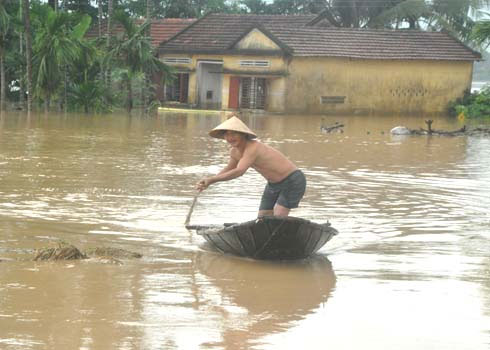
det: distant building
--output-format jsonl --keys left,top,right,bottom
{"left": 157, "top": 13, "right": 481, "bottom": 115}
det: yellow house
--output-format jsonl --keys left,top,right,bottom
{"left": 158, "top": 13, "right": 481, "bottom": 115}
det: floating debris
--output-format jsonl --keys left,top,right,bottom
{"left": 390, "top": 120, "right": 490, "bottom": 137}
{"left": 85, "top": 247, "right": 142, "bottom": 259}
{"left": 34, "top": 242, "right": 87, "bottom": 261}
{"left": 390, "top": 126, "right": 412, "bottom": 135}
{"left": 32, "top": 242, "right": 142, "bottom": 263}
{"left": 321, "top": 119, "right": 344, "bottom": 133}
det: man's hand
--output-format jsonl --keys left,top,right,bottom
{"left": 196, "top": 177, "right": 212, "bottom": 191}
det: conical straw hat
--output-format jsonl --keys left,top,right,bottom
{"left": 209, "top": 116, "right": 257, "bottom": 139}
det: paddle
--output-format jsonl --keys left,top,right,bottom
{"left": 185, "top": 190, "right": 201, "bottom": 228}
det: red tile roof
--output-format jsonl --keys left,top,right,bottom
{"left": 86, "top": 18, "right": 196, "bottom": 47}
{"left": 269, "top": 27, "right": 481, "bottom": 61}
{"left": 159, "top": 13, "right": 481, "bottom": 61}
{"left": 159, "top": 13, "right": 317, "bottom": 51}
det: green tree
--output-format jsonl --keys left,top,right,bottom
{"left": 32, "top": 5, "right": 91, "bottom": 111}
{"left": 317, "top": 0, "right": 490, "bottom": 40}
{"left": 106, "top": 10, "right": 171, "bottom": 112}
{"left": 472, "top": 11, "right": 490, "bottom": 48}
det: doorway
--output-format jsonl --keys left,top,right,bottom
{"left": 197, "top": 61, "right": 223, "bottom": 109}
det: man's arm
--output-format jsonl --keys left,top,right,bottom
{"left": 197, "top": 145, "right": 257, "bottom": 190}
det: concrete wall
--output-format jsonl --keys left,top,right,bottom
{"left": 285, "top": 57, "right": 474, "bottom": 115}
{"left": 159, "top": 53, "right": 288, "bottom": 111}
{"left": 159, "top": 51, "right": 474, "bottom": 115}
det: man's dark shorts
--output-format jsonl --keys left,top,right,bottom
{"left": 259, "top": 169, "right": 306, "bottom": 210}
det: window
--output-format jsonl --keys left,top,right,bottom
{"left": 162, "top": 57, "right": 191, "bottom": 65}
{"left": 240, "top": 77, "right": 266, "bottom": 109}
{"left": 239, "top": 60, "right": 270, "bottom": 68}
{"left": 320, "top": 96, "right": 345, "bottom": 104}
{"left": 165, "top": 73, "right": 189, "bottom": 103}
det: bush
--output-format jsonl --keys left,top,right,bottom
{"left": 449, "top": 87, "right": 490, "bottom": 118}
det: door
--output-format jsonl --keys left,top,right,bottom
{"left": 198, "top": 62, "right": 223, "bottom": 109}
{"left": 228, "top": 76, "right": 240, "bottom": 109}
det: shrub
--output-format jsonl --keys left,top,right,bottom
{"left": 449, "top": 87, "right": 490, "bottom": 118}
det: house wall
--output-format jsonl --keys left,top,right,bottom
{"left": 159, "top": 53, "right": 288, "bottom": 111}
{"left": 286, "top": 57, "right": 474, "bottom": 115}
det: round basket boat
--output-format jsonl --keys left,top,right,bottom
{"left": 196, "top": 216, "right": 338, "bottom": 260}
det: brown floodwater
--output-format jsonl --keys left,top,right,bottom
{"left": 0, "top": 110, "right": 489, "bottom": 350}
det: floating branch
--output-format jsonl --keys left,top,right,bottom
{"left": 391, "top": 120, "right": 489, "bottom": 137}
{"left": 321, "top": 120, "right": 344, "bottom": 133}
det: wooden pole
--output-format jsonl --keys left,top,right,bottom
{"left": 185, "top": 191, "right": 201, "bottom": 227}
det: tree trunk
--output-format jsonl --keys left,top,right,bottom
{"left": 127, "top": 76, "right": 132, "bottom": 113}
{"left": 63, "top": 67, "right": 67, "bottom": 112}
{"left": 48, "top": 0, "right": 58, "bottom": 11}
{"left": 143, "top": 0, "right": 153, "bottom": 113}
{"left": 97, "top": 0, "right": 102, "bottom": 38}
{"left": 106, "top": 0, "right": 114, "bottom": 90}
{"left": 0, "top": 49, "right": 5, "bottom": 112}
{"left": 23, "top": 0, "right": 33, "bottom": 114}
{"left": 19, "top": 30, "right": 25, "bottom": 110}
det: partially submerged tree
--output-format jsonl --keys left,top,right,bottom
{"left": 32, "top": 6, "right": 91, "bottom": 111}
{"left": 106, "top": 10, "right": 171, "bottom": 112}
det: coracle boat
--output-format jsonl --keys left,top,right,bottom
{"left": 190, "top": 216, "right": 338, "bottom": 260}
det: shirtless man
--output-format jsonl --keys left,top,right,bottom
{"left": 197, "top": 116, "right": 306, "bottom": 217}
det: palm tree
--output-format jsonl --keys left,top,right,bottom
{"left": 320, "top": 0, "right": 490, "bottom": 38}
{"left": 32, "top": 6, "right": 91, "bottom": 111}
{"left": 107, "top": 10, "right": 171, "bottom": 112}
{"left": 472, "top": 11, "right": 490, "bottom": 47}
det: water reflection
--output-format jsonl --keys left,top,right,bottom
{"left": 195, "top": 253, "right": 335, "bottom": 350}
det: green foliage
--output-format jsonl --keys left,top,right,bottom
{"left": 32, "top": 5, "right": 92, "bottom": 107}
{"left": 449, "top": 87, "right": 490, "bottom": 118}
{"left": 68, "top": 80, "right": 110, "bottom": 113}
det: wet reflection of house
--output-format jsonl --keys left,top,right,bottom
{"left": 158, "top": 13, "right": 481, "bottom": 115}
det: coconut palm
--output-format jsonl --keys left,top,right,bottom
{"left": 472, "top": 11, "right": 490, "bottom": 47}
{"left": 32, "top": 6, "right": 91, "bottom": 111}
{"left": 318, "top": 0, "right": 490, "bottom": 39}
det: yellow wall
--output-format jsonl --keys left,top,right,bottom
{"left": 160, "top": 52, "right": 287, "bottom": 111}
{"left": 159, "top": 52, "right": 474, "bottom": 115}
{"left": 286, "top": 57, "right": 474, "bottom": 115}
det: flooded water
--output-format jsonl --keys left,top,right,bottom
{"left": 1, "top": 111, "right": 489, "bottom": 350}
